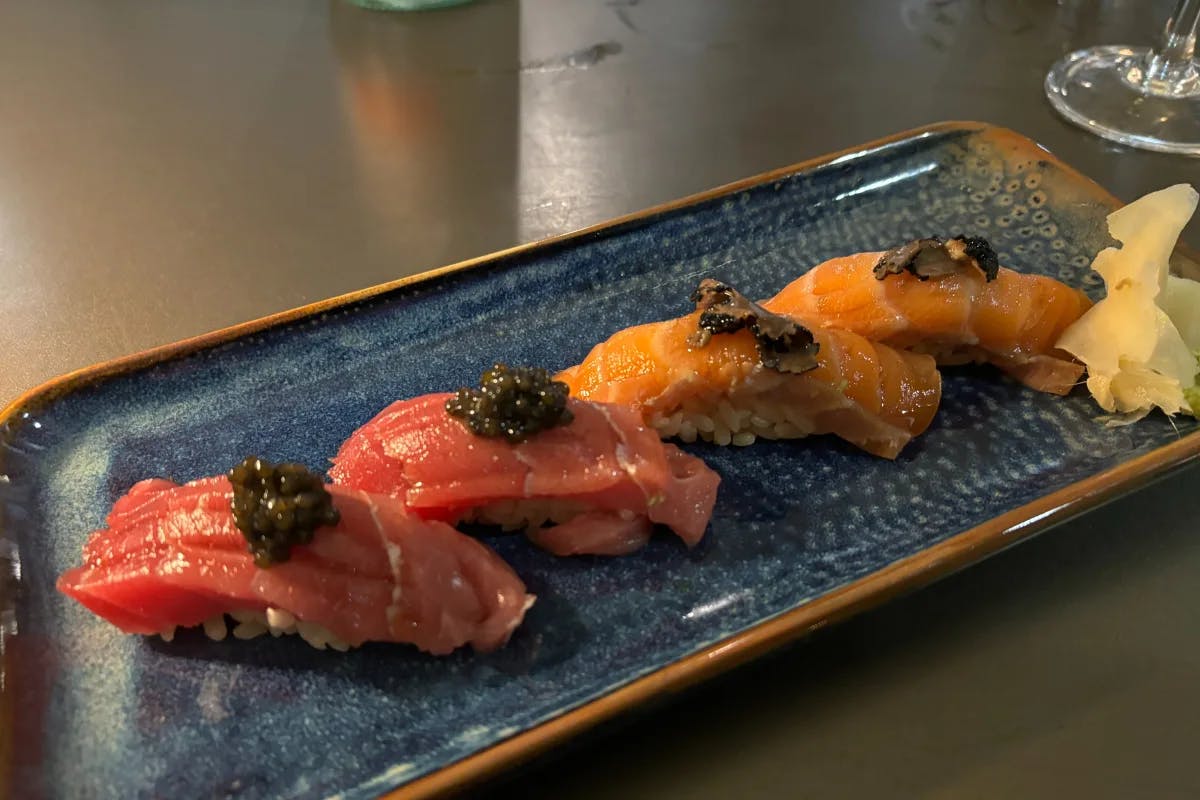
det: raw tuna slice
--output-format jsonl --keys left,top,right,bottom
{"left": 328, "top": 394, "right": 721, "bottom": 556}
{"left": 57, "top": 477, "right": 533, "bottom": 655}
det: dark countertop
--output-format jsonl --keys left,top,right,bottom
{"left": 2, "top": 1, "right": 1198, "bottom": 797}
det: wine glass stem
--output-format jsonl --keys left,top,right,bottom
{"left": 1161, "top": 0, "right": 1200, "bottom": 64}
{"left": 1136, "top": 0, "right": 1200, "bottom": 96}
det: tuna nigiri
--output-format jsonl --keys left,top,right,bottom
{"left": 57, "top": 467, "right": 533, "bottom": 655}
{"left": 556, "top": 280, "right": 942, "bottom": 460}
{"left": 763, "top": 237, "right": 1092, "bottom": 395}
{"left": 328, "top": 373, "right": 720, "bottom": 556}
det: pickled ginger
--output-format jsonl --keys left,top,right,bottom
{"left": 1056, "top": 184, "right": 1200, "bottom": 423}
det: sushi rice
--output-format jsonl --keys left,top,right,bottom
{"left": 159, "top": 609, "right": 353, "bottom": 651}
{"left": 642, "top": 367, "right": 816, "bottom": 447}
{"left": 463, "top": 499, "right": 589, "bottom": 531}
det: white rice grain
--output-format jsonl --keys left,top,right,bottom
{"left": 266, "top": 607, "right": 297, "bottom": 630}
{"left": 717, "top": 400, "right": 739, "bottom": 430}
{"left": 202, "top": 615, "right": 228, "bottom": 642}
{"left": 157, "top": 610, "right": 352, "bottom": 651}
{"left": 297, "top": 620, "right": 331, "bottom": 650}
{"left": 232, "top": 620, "right": 268, "bottom": 640}
{"left": 774, "top": 421, "right": 802, "bottom": 437}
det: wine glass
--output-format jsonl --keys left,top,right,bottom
{"left": 1045, "top": 0, "right": 1200, "bottom": 155}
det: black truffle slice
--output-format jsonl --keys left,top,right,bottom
{"left": 688, "top": 278, "right": 820, "bottom": 374}
{"left": 873, "top": 235, "right": 999, "bottom": 282}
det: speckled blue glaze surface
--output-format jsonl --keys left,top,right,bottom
{"left": 4, "top": 124, "right": 1196, "bottom": 799}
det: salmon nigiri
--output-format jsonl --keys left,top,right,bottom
{"left": 556, "top": 280, "right": 942, "bottom": 460}
{"left": 763, "top": 237, "right": 1092, "bottom": 395}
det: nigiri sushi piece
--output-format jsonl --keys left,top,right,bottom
{"left": 328, "top": 373, "right": 720, "bottom": 557}
{"left": 57, "top": 465, "right": 533, "bottom": 655}
{"left": 556, "top": 280, "right": 942, "bottom": 460}
{"left": 762, "top": 237, "right": 1092, "bottom": 395}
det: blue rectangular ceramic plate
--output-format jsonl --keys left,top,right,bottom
{"left": 3, "top": 122, "right": 1199, "bottom": 799}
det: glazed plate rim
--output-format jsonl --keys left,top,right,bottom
{"left": 4, "top": 120, "right": 1200, "bottom": 800}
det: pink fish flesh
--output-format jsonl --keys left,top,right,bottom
{"left": 328, "top": 394, "right": 721, "bottom": 556}
{"left": 56, "top": 477, "right": 533, "bottom": 654}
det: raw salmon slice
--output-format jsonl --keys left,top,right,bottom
{"left": 556, "top": 308, "right": 941, "bottom": 460}
{"left": 765, "top": 248, "right": 1092, "bottom": 395}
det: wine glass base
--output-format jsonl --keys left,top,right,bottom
{"left": 1045, "top": 45, "right": 1200, "bottom": 156}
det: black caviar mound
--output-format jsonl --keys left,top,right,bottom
{"left": 446, "top": 363, "right": 574, "bottom": 443}
{"left": 229, "top": 456, "right": 340, "bottom": 568}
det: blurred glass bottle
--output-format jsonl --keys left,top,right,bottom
{"left": 328, "top": 0, "right": 519, "bottom": 269}
{"left": 345, "top": 0, "right": 474, "bottom": 11}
